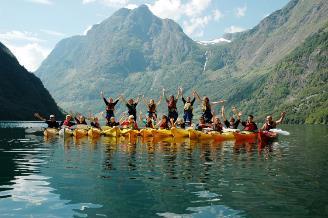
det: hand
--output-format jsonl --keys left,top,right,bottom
{"left": 162, "top": 88, "right": 165, "bottom": 92}
{"left": 238, "top": 112, "right": 242, "bottom": 117}
{"left": 219, "top": 99, "right": 225, "bottom": 104}
{"left": 100, "top": 91, "right": 103, "bottom": 96}
{"left": 281, "top": 112, "right": 286, "bottom": 116}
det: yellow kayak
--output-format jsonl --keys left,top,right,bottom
{"left": 121, "top": 129, "right": 140, "bottom": 138}
{"left": 59, "top": 128, "right": 73, "bottom": 137}
{"left": 73, "top": 128, "right": 88, "bottom": 138}
{"left": 188, "top": 129, "right": 215, "bottom": 140}
{"left": 102, "top": 127, "right": 120, "bottom": 137}
{"left": 139, "top": 128, "right": 154, "bottom": 138}
{"left": 44, "top": 128, "right": 59, "bottom": 137}
{"left": 171, "top": 127, "right": 189, "bottom": 138}
{"left": 152, "top": 129, "right": 172, "bottom": 138}
{"left": 88, "top": 128, "right": 101, "bottom": 138}
{"left": 222, "top": 132, "right": 235, "bottom": 140}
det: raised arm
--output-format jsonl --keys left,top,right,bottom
{"left": 211, "top": 99, "right": 225, "bottom": 105}
{"left": 142, "top": 95, "right": 148, "bottom": 107}
{"left": 135, "top": 94, "right": 141, "bottom": 104}
{"left": 34, "top": 113, "right": 46, "bottom": 121}
{"left": 101, "top": 91, "right": 109, "bottom": 105}
{"left": 176, "top": 88, "right": 182, "bottom": 100}
{"left": 194, "top": 90, "right": 202, "bottom": 102}
{"left": 221, "top": 105, "right": 227, "bottom": 121}
{"left": 276, "top": 112, "right": 286, "bottom": 125}
{"left": 163, "top": 88, "right": 168, "bottom": 102}
{"left": 157, "top": 95, "right": 162, "bottom": 106}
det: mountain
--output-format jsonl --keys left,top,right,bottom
{"left": 36, "top": 1, "right": 328, "bottom": 124}
{"left": 0, "top": 42, "right": 63, "bottom": 120}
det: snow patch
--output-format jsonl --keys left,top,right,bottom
{"left": 197, "top": 38, "right": 231, "bottom": 45}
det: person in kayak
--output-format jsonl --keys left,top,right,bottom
{"left": 139, "top": 111, "right": 156, "bottom": 128}
{"left": 74, "top": 114, "right": 88, "bottom": 125}
{"left": 194, "top": 91, "right": 224, "bottom": 123}
{"left": 195, "top": 116, "right": 210, "bottom": 131}
{"left": 175, "top": 118, "right": 186, "bottom": 129}
{"left": 156, "top": 115, "right": 170, "bottom": 130}
{"left": 261, "top": 112, "right": 286, "bottom": 131}
{"left": 212, "top": 116, "right": 223, "bottom": 132}
{"left": 107, "top": 117, "right": 120, "bottom": 127}
{"left": 121, "top": 115, "right": 139, "bottom": 130}
{"left": 101, "top": 91, "right": 120, "bottom": 119}
{"left": 62, "top": 115, "right": 75, "bottom": 127}
{"left": 120, "top": 95, "right": 140, "bottom": 121}
{"left": 142, "top": 95, "right": 162, "bottom": 119}
{"left": 181, "top": 88, "right": 196, "bottom": 125}
{"left": 221, "top": 106, "right": 241, "bottom": 129}
{"left": 241, "top": 115, "right": 258, "bottom": 131}
{"left": 34, "top": 113, "right": 59, "bottom": 128}
{"left": 163, "top": 88, "right": 181, "bottom": 122}
{"left": 90, "top": 117, "right": 101, "bottom": 129}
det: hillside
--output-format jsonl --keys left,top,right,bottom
{"left": 35, "top": 1, "right": 328, "bottom": 124}
{"left": 0, "top": 42, "right": 63, "bottom": 120}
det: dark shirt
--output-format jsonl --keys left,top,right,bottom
{"left": 212, "top": 123, "right": 223, "bottom": 132}
{"left": 75, "top": 117, "right": 87, "bottom": 125}
{"left": 45, "top": 120, "right": 59, "bottom": 128}
{"left": 91, "top": 122, "right": 101, "bottom": 128}
{"left": 182, "top": 97, "right": 195, "bottom": 112}
{"left": 107, "top": 121, "right": 120, "bottom": 127}
{"left": 224, "top": 120, "right": 240, "bottom": 129}
{"left": 126, "top": 103, "right": 138, "bottom": 115}
{"left": 241, "top": 121, "right": 258, "bottom": 131}
{"left": 103, "top": 98, "right": 119, "bottom": 112}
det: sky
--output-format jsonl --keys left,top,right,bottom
{"left": 0, "top": 0, "right": 289, "bottom": 71}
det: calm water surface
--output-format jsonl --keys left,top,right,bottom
{"left": 0, "top": 123, "right": 327, "bottom": 217}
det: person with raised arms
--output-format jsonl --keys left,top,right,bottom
{"left": 194, "top": 91, "right": 224, "bottom": 123}
{"left": 261, "top": 112, "right": 286, "bottom": 131}
{"left": 101, "top": 91, "right": 120, "bottom": 119}
{"left": 181, "top": 88, "right": 196, "bottom": 126}
{"left": 34, "top": 113, "right": 60, "bottom": 128}
{"left": 241, "top": 115, "right": 258, "bottom": 131}
{"left": 120, "top": 94, "right": 141, "bottom": 121}
{"left": 142, "top": 95, "right": 162, "bottom": 119}
{"left": 163, "top": 88, "right": 181, "bottom": 122}
{"left": 221, "top": 105, "right": 241, "bottom": 129}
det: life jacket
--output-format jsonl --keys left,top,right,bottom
{"left": 63, "top": 119, "right": 73, "bottom": 127}
{"left": 202, "top": 103, "right": 211, "bottom": 112}
{"left": 244, "top": 122, "right": 257, "bottom": 131}
{"left": 213, "top": 123, "right": 223, "bottom": 132}
{"left": 263, "top": 121, "right": 276, "bottom": 131}
{"left": 168, "top": 99, "right": 177, "bottom": 110}
{"left": 91, "top": 122, "right": 100, "bottom": 128}
{"left": 160, "top": 121, "right": 169, "bottom": 129}
{"left": 148, "top": 103, "right": 157, "bottom": 113}
{"left": 184, "top": 102, "right": 193, "bottom": 112}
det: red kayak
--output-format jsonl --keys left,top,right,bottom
{"left": 258, "top": 130, "right": 278, "bottom": 144}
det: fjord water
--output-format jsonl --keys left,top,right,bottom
{"left": 0, "top": 123, "right": 327, "bottom": 217}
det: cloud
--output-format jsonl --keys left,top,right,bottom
{"left": 147, "top": 0, "right": 182, "bottom": 20}
{"left": 0, "top": 31, "right": 43, "bottom": 43}
{"left": 25, "top": 0, "right": 53, "bottom": 5}
{"left": 236, "top": 5, "right": 247, "bottom": 17}
{"left": 40, "top": 29, "right": 66, "bottom": 37}
{"left": 183, "top": 15, "right": 211, "bottom": 37}
{"left": 0, "top": 30, "right": 50, "bottom": 71}
{"left": 224, "top": 25, "right": 245, "bottom": 33}
{"left": 6, "top": 43, "right": 51, "bottom": 71}
{"left": 82, "top": 0, "right": 128, "bottom": 7}
{"left": 125, "top": 4, "right": 138, "bottom": 10}
{"left": 212, "top": 9, "right": 223, "bottom": 21}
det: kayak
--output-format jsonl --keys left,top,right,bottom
{"left": 59, "top": 128, "right": 73, "bottom": 137}
{"left": 234, "top": 131, "right": 257, "bottom": 141}
{"left": 120, "top": 129, "right": 139, "bottom": 138}
{"left": 208, "top": 131, "right": 230, "bottom": 141}
{"left": 152, "top": 129, "right": 173, "bottom": 138}
{"left": 258, "top": 131, "right": 278, "bottom": 144}
{"left": 171, "top": 127, "right": 189, "bottom": 138}
{"left": 73, "top": 128, "right": 88, "bottom": 138}
{"left": 44, "top": 128, "right": 59, "bottom": 137}
{"left": 139, "top": 128, "right": 154, "bottom": 138}
{"left": 88, "top": 128, "right": 101, "bottom": 138}
{"left": 188, "top": 129, "right": 213, "bottom": 140}
{"left": 102, "top": 127, "right": 120, "bottom": 137}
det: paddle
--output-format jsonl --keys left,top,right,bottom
{"left": 270, "top": 128, "right": 290, "bottom": 136}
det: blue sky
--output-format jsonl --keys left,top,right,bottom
{"left": 0, "top": 0, "right": 289, "bottom": 71}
